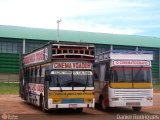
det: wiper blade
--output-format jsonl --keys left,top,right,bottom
{"left": 73, "top": 82, "right": 85, "bottom": 87}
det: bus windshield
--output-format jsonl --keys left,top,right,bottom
{"left": 49, "top": 70, "right": 93, "bottom": 87}
{"left": 111, "top": 67, "right": 152, "bottom": 83}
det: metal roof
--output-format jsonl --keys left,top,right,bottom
{"left": 0, "top": 25, "right": 160, "bottom": 48}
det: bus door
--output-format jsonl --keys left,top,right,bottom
{"left": 44, "top": 74, "right": 50, "bottom": 109}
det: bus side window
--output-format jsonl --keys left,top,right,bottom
{"left": 35, "top": 67, "right": 37, "bottom": 77}
{"left": 34, "top": 67, "right": 38, "bottom": 83}
{"left": 28, "top": 68, "right": 30, "bottom": 83}
{"left": 39, "top": 66, "right": 42, "bottom": 84}
{"left": 41, "top": 67, "right": 45, "bottom": 84}
{"left": 32, "top": 68, "right": 34, "bottom": 83}
{"left": 26, "top": 68, "right": 29, "bottom": 78}
{"left": 39, "top": 66, "right": 42, "bottom": 77}
{"left": 30, "top": 68, "right": 32, "bottom": 83}
{"left": 36, "top": 68, "right": 40, "bottom": 83}
{"left": 30, "top": 68, "right": 33, "bottom": 83}
{"left": 25, "top": 67, "right": 29, "bottom": 82}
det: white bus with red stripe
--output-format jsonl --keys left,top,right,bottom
{"left": 94, "top": 50, "right": 153, "bottom": 111}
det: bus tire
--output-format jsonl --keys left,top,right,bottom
{"left": 41, "top": 98, "right": 48, "bottom": 112}
{"left": 76, "top": 108, "right": 83, "bottom": 112}
{"left": 26, "top": 93, "right": 30, "bottom": 104}
{"left": 100, "top": 97, "right": 106, "bottom": 111}
{"left": 39, "top": 95, "right": 43, "bottom": 108}
{"left": 132, "top": 107, "right": 141, "bottom": 112}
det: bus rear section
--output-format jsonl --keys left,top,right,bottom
{"left": 94, "top": 50, "right": 153, "bottom": 111}
{"left": 19, "top": 42, "right": 95, "bottom": 112}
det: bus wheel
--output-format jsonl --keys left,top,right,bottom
{"left": 39, "top": 96, "right": 43, "bottom": 108}
{"left": 132, "top": 107, "right": 141, "bottom": 112}
{"left": 42, "top": 99, "right": 48, "bottom": 112}
{"left": 26, "top": 93, "right": 30, "bottom": 104}
{"left": 100, "top": 98, "right": 106, "bottom": 111}
{"left": 76, "top": 108, "right": 83, "bottom": 113}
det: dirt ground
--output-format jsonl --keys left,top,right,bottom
{"left": 0, "top": 94, "right": 106, "bottom": 115}
{"left": 0, "top": 94, "right": 160, "bottom": 120}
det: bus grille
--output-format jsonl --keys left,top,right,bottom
{"left": 114, "top": 89, "right": 152, "bottom": 100}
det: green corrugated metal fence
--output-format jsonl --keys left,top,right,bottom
{"left": 113, "top": 45, "right": 136, "bottom": 50}
{"left": 0, "top": 53, "right": 19, "bottom": 74}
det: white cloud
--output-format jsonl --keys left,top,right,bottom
{"left": 0, "top": 0, "right": 159, "bottom": 36}
{"left": 61, "top": 20, "right": 143, "bottom": 35}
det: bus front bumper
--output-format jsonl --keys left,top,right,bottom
{"left": 48, "top": 99, "right": 95, "bottom": 109}
{"left": 109, "top": 98, "right": 153, "bottom": 107}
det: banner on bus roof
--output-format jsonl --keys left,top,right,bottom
{"left": 23, "top": 46, "right": 52, "bottom": 66}
{"left": 53, "top": 62, "right": 92, "bottom": 69}
{"left": 112, "top": 60, "right": 151, "bottom": 66}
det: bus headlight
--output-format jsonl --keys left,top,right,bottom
{"left": 146, "top": 97, "right": 153, "bottom": 101}
{"left": 52, "top": 99, "right": 61, "bottom": 104}
{"left": 111, "top": 97, "right": 119, "bottom": 101}
{"left": 85, "top": 99, "right": 93, "bottom": 103}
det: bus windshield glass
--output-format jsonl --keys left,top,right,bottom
{"left": 111, "top": 67, "right": 152, "bottom": 83}
{"left": 49, "top": 71, "right": 93, "bottom": 87}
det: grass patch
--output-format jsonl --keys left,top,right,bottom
{"left": 153, "top": 83, "right": 160, "bottom": 92}
{"left": 0, "top": 82, "right": 19, "bottom": 94}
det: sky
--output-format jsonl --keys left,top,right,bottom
{"left": 0, "top": 0, "right": 160, "bottom": 37}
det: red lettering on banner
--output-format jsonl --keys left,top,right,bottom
{"left": 24, "top": 49, "right": 45, "bottom": 65}
{"left": 53, "top": 62, "right": 92, "bottom": 69}
{"left": 36, "top": 50, "right": 44, "bottom": 61}
{"left": 37, "top": 84, "right": 44, "bottom": 93}
{"left": 29, "top": 84, "right": 36, "bottom": 92}
{"left": 29, "top": 83, "right": 44, "bottom": 93}
{"left": 113, "top": 60, "right": 150, "bottom": 66}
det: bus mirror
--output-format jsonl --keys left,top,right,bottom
{"left": 45, "top": 76, "right": 51, "bottom": 82}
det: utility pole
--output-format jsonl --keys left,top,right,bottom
{"left": 22, "top": 39, "right": 26, "bottom": 54}
{"left": 57, "top": 19, "right": 62, "bottom": 42}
